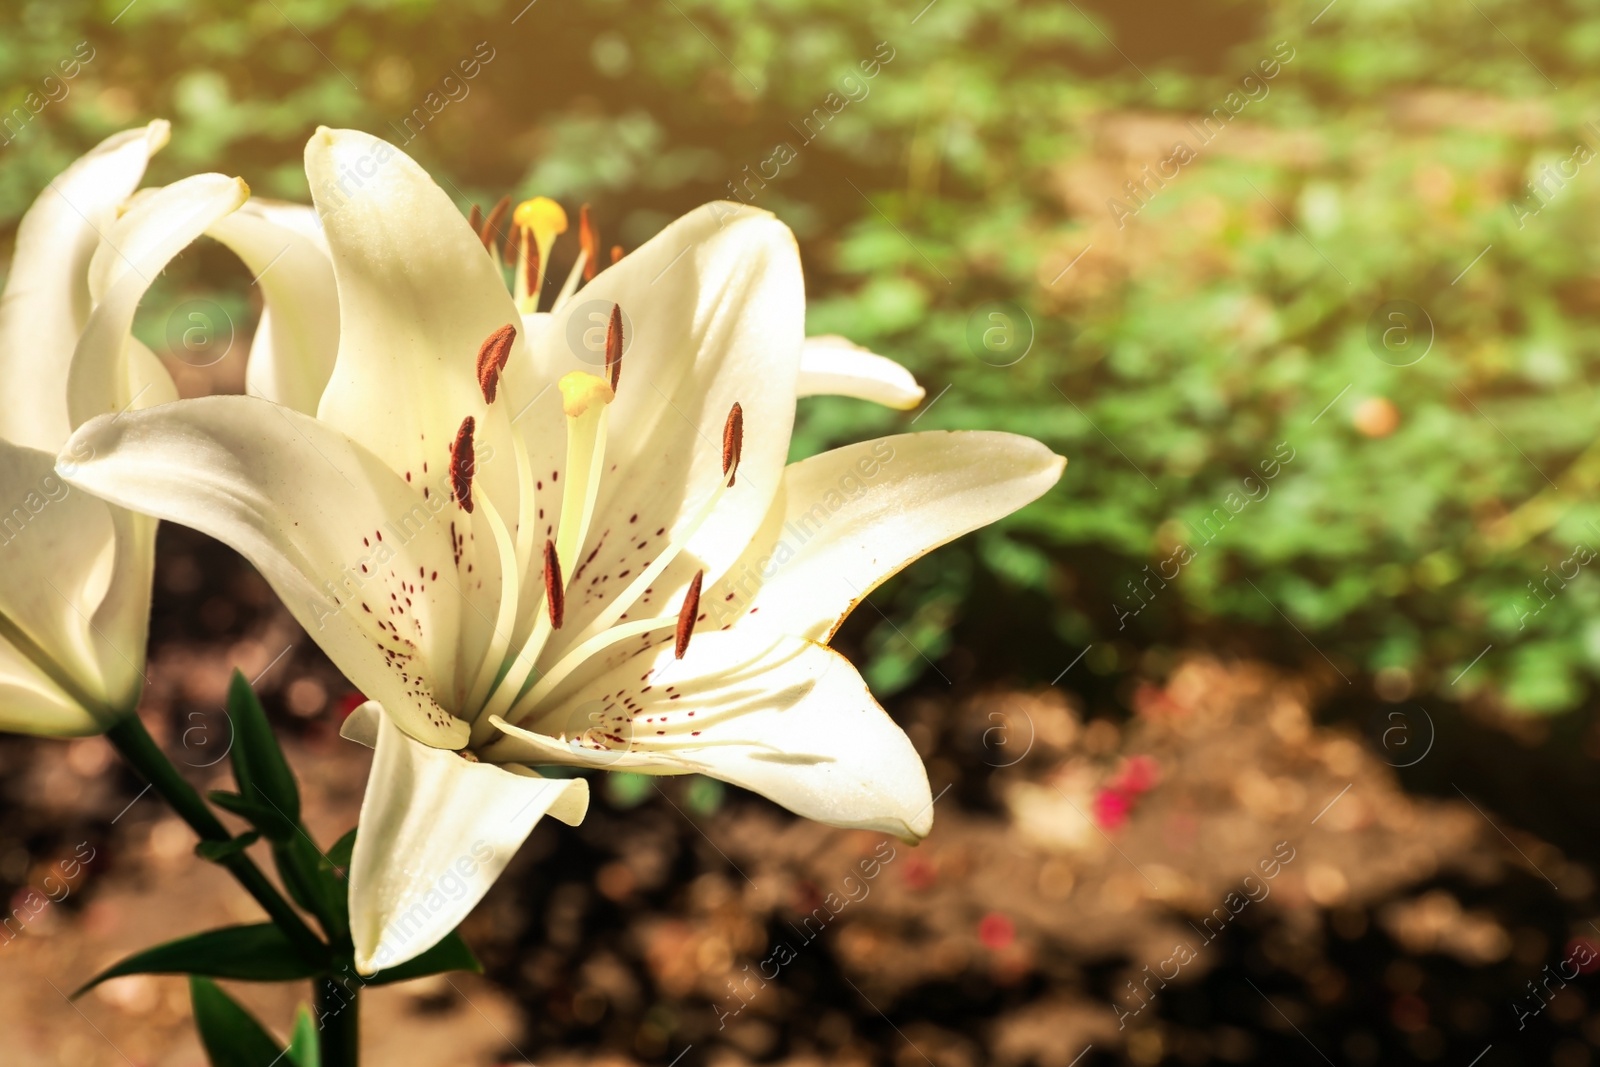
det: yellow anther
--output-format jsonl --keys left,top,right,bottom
{"left": 558, "top": 371, "right": 615, "bottom": 419}
{"left": 513, "top": 197, "right": 568, "bottom": 241}
{"left": 512, "top": 197, "right": 569, "bottom": 313}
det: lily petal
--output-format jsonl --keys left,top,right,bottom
{"left": 305, "top": 128, "right": 522, "bottom": 489}
{"left": 0, "top": 438, "right": 138, "bottom": 717}
{"left": 0, "top": 641, "right": 100, "bottom": 737}
{"left": 796, "top": 336, "right": 925, "bottom": 410}
{"left": 67, "top": 173, "right": 249, "bottom": 431}
{"left": 350, "top": 707, "right": 588, "bottom": 973}
{"left": 496, "top": 630, "right": 933, "bottom": 840}
{"left": 58, "top": 394, "right": 470, "bottom": 748}
{"left": 207, "top": 201, "right": 340, "bottom": 414}
{"left": 707, "top": 431, "right": 1065, "bottom": 641}
{"left": 0, "top": 120, "right": 169, "bottom": 451}
{"left": 535, "top": 202, "right": 805, "bottom": 662}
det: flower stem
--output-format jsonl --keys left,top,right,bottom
{"left": 315, "top": 974, "right": 361, "bottom": 1065}
{"left": 103, "top": 713, "right": 327, "bottom": 964}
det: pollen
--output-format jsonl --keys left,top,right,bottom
{"left": 675, "top": 569, "right": 704, "bottom": 659}
{"left": 514, "top": 196, "right": 568, "bottom": 241}
{"left": 450, "top": 416, "right": 476, "bottom": 513}
{"left": 544, "top": 538, "right": 565, "bottom": 629}
{"left": 476, "top": 323, "right": 517, "bottom": 404}
{"left": 722, "top": 402, "right": 744, "bottom": 485}
{"left": 579, "top": 203, "right": 599, "bottom": 282}
{"left": 605, "top": 303, "right": 623, "bottom": 390}
{"left": 559, "top": 370, "right": 615, "bottom": 419}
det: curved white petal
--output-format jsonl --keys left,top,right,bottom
{"left": 0, "top": 640, "right": 101, "bottom": 737}
{"left": 706, "top": 431, "right": 1065, "bottom": 641}
{"left": 494, "top": 630, "right": 933, "bottom": 840}
{"left": 349, "top": 707, "right": 589, "bottom": 973}
{"left": 0, "top": 120, "right": 169, "bottom": 451}
{"left": 305, "top": 128, "right": 523, "bottom": 490}
{"left": 67, "top": 173, "right": 250, "bottom": 431}
{"left": 532, "top": 203, "right": 806, "bottom": 664}
{"left": 58, "top": 394, "right": 470, "bottom": 748}
{"left": 207, "top": 201, "right": 340, "bottom": 415}
{"left": 796, "top": 336, "right": 925, "bottom": 410}
{"left": 0, "top": 437, "right": 146, "bottom": 718}
{"left": 339, "top": 698, "right": 383, "bottom": 748}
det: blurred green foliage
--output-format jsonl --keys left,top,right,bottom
{"left": 6, "top": 0, "right": 1600, "bottom": 712}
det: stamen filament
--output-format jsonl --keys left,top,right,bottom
{"left": 565, "top": 467, "right": 734, "bottom": 650}
{"left": 551, "top": 250, "right": 587, "bottom": 314}
{"left": 508, "top": 610, "right": 681, "bottom": 722}
{"left": 553, "top": 372, "right": 614, "bottom": 576}
{"left": 463, "top": 490, "right": 521, "bottom": 724}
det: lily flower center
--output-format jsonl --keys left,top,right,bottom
{"left": 445, "top": 310, "right": 743, "bottom": 752}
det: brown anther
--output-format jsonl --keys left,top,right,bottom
{"left": 604, "top": 304, "right": 623, "bottom": 390}
{"left": 521, "top": 226, "right": 536, "bottom": 291}
{"left": 481, "top": 195, "right": 511, "bottom": 258}
{"left": 450, "top": 416, "right": 477, "bottom": 513}
{"left": 468, "top": 203, "right": 483, "bottom": 234}
{"left": 543, "top": 539, "right": 565, "bottom": 628}
{"left": 476, "top": 323, "right": 517, "bottom": 404}
{"left": 610, "top": 244, "right": 623, "bottom": 265}
{"left": 580, "top": 203, "right": 599, "bottom": 281}
{"left": 721, "top": 402, "right": 744, "bottom": 485}
{"left": 675, "top": 569, "right": 704, "bottom": 659}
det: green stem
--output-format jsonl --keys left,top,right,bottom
{"left": 104, "top": 714, "right": 327, "bottom": 965}
{"left": 314, "top": 974, "right": 360, "bottom": 1065}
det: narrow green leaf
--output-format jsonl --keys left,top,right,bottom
{"left": 287, "top": 1005, "right": 321, "bottom": 1067}
{"left": 208, "top": 790, "right": 296, "bottom": 840}
{"left": 75, "top": 924, "right": 323, "bottom": 996}
{"left": 365, "top": 930, "right": 482, "bottom": 986}
{"left": 226, "top": 669, "right": 301, "bottom": 830}
{"left": 326, "top": 828, "right": 357, "bottom": 870}
{"left": 272, "top": 836, "right": 348, "bottom": 942}
{"left": 189, "top": 976, "right": 285, "bottom": 1067}
{"left": 194, "top": 831, "right": 261, "bottom": 864}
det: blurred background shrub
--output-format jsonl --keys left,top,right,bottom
{"left": 5, "top": 0, "right": 1599, "bottom": 713}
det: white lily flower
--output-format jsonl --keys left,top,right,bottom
{"left": 59, "top": 127, "right": 1065, "bottom": 972}
{"left": 0, "top": 121, "right": 248, "bottom": 735}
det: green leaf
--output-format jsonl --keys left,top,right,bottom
{"left": 226, "top": 669, "right": 301, "bottom": 833}
{"left": 326, "top": 828, "right": 357, "bottom": 870}
{"left": 364, "top": 930, "right": 482, "bottom": 986}
{"left": 286, "top": 1006, "right": 321, "bottom": 1067}
{"left": 75, "top": 924, "right": 323, "bottom": 995}
{"left": 194, "top": 831, "right": 261, "bottom": 864}
{"left": 189, "top": 976, "right": 285, "bottom": 1067}
{"left": 272, "top": 835, "right": 348, "bottom": 942}
{"left": 208, "top": 790, "right": 296, "bottom": 840}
